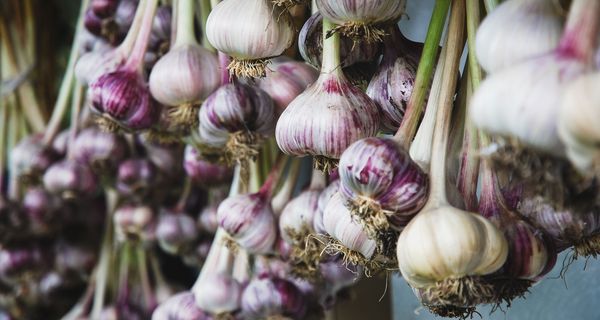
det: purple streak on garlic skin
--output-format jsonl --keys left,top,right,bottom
{"left": 275, "top": 73, "right": 380, "bottom": 160}
{"left": 314, "top": 180, "right": 341, "bottom": 234}
{"left": 156, "top": 210, "right": 199, "bottom": 255}
{"left": 367, "top": 26, "right": 420, "bottom": 132}
{"left": 43, "top": 160, "right": 98, "bottom": 198}
{"left": 116, "top": 159, "right": 158, "bottom": 197}
{"left": 241, "top": 276, "right": 307, "bottom": 320}
{"left": 258, "top": 58, "right": 318, "bottom": 115}
{"left": 217, "top": 191, "right": 277, "bottom": 254}
{"left": 198, "top": 83, "right": 275, "bottom": 147}
{"left": 323, "top": 193, "right": 376, "bottom": 259}
{"left": 89, "top": 69, "right": 159, "bottom": 131}
{"left": 183, "top": 145, "right": 233, "bottom": 185}
{"left": 339, "top": 137, "right": 428, "bottom": 228}
{"left": 518, "top": 196, "right": 600, "bottom": 252}
{"left": 298, "top": 12, "right": 381, "bottom": 69}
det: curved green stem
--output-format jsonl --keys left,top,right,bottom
{"left": 199, "top": 0, "right": 215, "bottom": 51}
{"left": 484, "top": 0, "right": 499, "bottom": 13}
{"left": 394, "top": 0, "right": 451, "bottom": 149}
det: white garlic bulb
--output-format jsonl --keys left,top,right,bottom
{"left": 558, "top": 72, "right": 600, "bottom": 172}
{"left": 323, "top": 193, "right": 377, "bottom": 261}
{"left": 476, "top": 0, "right": 563, "bottom": 74}
{"left": 397, "top": 206, "right": 508, "bottom": 291}
{"left": 194, "top": 274, "right": 242, "bottom": 315}
{"left": 206, "top": 0, "right": 294, "bottom": 78}
{"left": 279, "top": 189, "right": 321, "bottom": 244}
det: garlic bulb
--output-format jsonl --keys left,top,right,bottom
{"left": 10, "top": 134, "right": 59, "bottom": 183}
{"left": 72, "top": 127, "right": 129, "bottom": 173}
{"left": 470, "top": 0, "right": 599, "bottom": 155}
{"left": 194, "top": 274, "right": 242, "bottom": 315}
{"left": 476, "top": 0, "right": 563, "bottom": 74}
{"left": 314, "top": 179, "right": 340, "bottom": 234}
{"left": 279, "top": 190, "right": 321, "bottom": 244}
{"left": 183, "top": 145, "right": 233, "bottom": 186}
{"left": 155, "top": 210, "right": 199, "bottom": 255}
{"left": 298, "top": 12, "right": 381, "bottom": 70}
{"left": 43, "top": 160, "right": 98, "bottom": 199}
{"left": 257, "top": 58, "right": 319, "bottom": 115}
{"left": 113, "top": 205, "right": 156, "bottom": 243}
{"left": 152, "top": 291, "right": 210, "bottom": 320}
{"left": 276, "top": 19, "right": 379, "bottom": 171}
{"left": 367, "top": 26, "right": 420, "bottom": 132}
{"left": 316, "top": 0, "right": 407, "bottom": 42}
{"left": 206, "top": 0, "right": 294, "bottom": 78}
{"left": 558, "top": 72, "right": 600, "bottom": 173}
{"left": 323, "top": 193, "right": 378, "bottom": 269}
{"left": 241, "top": 277, "right": 307, "bottom": 319}
{"left": 217, "top": 190, "right": 277, "bottom": 254}
{"left": 149, "top": 0, "right": 219, "bottom": 128}
{"left": 338, "top": 137, "right": 428, "bottom": 236}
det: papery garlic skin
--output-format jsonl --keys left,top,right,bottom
{"left": 184, "top": 145, "right": 233, "bottom": 185}
{"left": 156, "top": 212, "right": 199, "bottom": 255}
{"left": 75, "top": 48, "right": 126, "bottom": 85}
{"left": 149, "top": 44, "right": 220, "bottom": 107}
{"left": 314, "top": 180, "right": 341, "bottom": 234}
{"left": 217, "top": 192, "right": 277, "bottom": 254}
{"left": 323, "top": 193, "right": 376, "bottom": 260}
{"left": 194, "top": 274, "right": 242, "bottom": 315}
{"left": 558, "top": 73, "right": 600, "bottom": 172}
{"left": 275, "top": 73, "right": 380, "bottom": 161}
{"left": 315, "top": 0, "right": 406, "bottom": 38}
{"left": 241, "top": 277, "right": 306, "bottom": 319}
{"left": 397, "top": 206, "right": 508, "bottom": 290}
{"left": 43, "top": 160, "right": 98, "bottom": 198}
{"left": 279, "top": 189, "right": 321, "bottom": 243}
{"left": 72, "top": 127, "right": 129, "bottom": 172}
{"left": 476, "top": 0, "right": 563, "bottom": 74}
{"left": 206, "top": 0, "right": 294, "bottom": 61}
{"left": 10, "top": 135, "right": 59, "bottom": 182}
{"left": 338, "top": 137, "right": 428, "bottom": 229}
{"left": 501, "top": 220, "right": 549, "bottom": 280}
{"left": 470, "top": 55, "right": 587, "bottom": 154}
{"left": 152, "top": 291, "right": 210, "bottom": 320}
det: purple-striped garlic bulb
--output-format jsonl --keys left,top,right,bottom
{"left": 116, "top": 158, "right": 158, "bottom": 198}
{"left": 152, "top": 291, "right": 210, "bottom": 320}
{"left": 276, "top": 19, "right": 380, "bottom": 172}
{"left": 322, "top": 193, "right": 379, "bottom": 273}
{"left": 257, "top": 58, "right": 319, "bottom": 115}
{"left": 22, "top": 187, "right": 61, "bottom": 236}
{"left": 298, "top": 12, "right": 381, "bottom": 73}
{"left": 217, "top": 182, "right": 277, "bottom": 254}
{"left": 88, "top": 0, "right": 160, "bottom": 132}
{"left": 315, "top": 0, "right": 407, "bottom": 42}
{"left": 183, "top": 145, "right": 233, "bottom": 186}
{"left": 338, "top": 137, "right": 428, "bottom": 238}
{"left": 113, "top": 204, "right": 156, "bottom": 243}
{"left": 197, "top": 82, "right": 275, "bottom": 169}
{"left": 367, "top": 26, "right": 420, "bottom": 132}
{"left": 518, "top": 193, "right": 600, "bottom": 258}
{"left": 156, "top": 210, "right": 199, "bottom": 255}
{"left": 10, "top": 134, "right": 59, "bottom": 184}
{"left": 241, "top": 276, "right": 307, "bottom": 319}
{"left": 91, "top": 0, "right": 119, "bottom": 18}
{"left": 478, "top": 161, "right": 554, "bottom": 302}
{"left": 206, "top": 0, "right": 295, "bottom": 78}
{"left": 194, "top": 274, "right": 242, "bottom": 316}
{"left": 72, "top": 127, "right": 129, "bottom": 173}
{"left": 198, "top": 204, "right": 219, "bottom": 234}
{"left": 314, "top": 179, "right": 341, "bottom": 235}
{"left": 149, "top": 0, "right": 219, "bottom": 128}
{"left": 43, "top": 160, "right": 98, "bottom": 199}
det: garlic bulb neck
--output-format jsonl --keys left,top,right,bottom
{"left": 173, "top": 0, "right": 197, "bottom": 47}
{"left": 556, "top": 0, "right": 600, "bottom": 63}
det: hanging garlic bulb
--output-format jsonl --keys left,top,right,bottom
{"left": 323, "top": 193, "right": 380, "bottom": 273}
{"left": 89, "top": 0, "right": 161, "bottom": 132}
{"left": 397, "top": 3, "right": 508, "bottom": 315}
{"left": 183, "top": 145, "right": 233, "bottom": 186}
{"left": 470, "top": 0, "right": 600, "bottom": 155}
{"left": 194, "top": 274, "right": 242, "bottom": 316}
{"left": 72, "top": 127, "right": 129, "bottom": 173}
{"left": 315, "top": 0, "right": 407, "bottom": 42}
{"left": 298, "top": 12, "right": 381, "bottom": 70}
{"left": 338, "top": 137, "right": 428, "bottom": 238}
{"left": 241, "top": 276, "right": 307, "bottom": 319}
{"left": 206, "top": 0, "right": 295, "bottom": 78}
{"left": 367, "top": 25, "right": 420, "bottom": 132}
{"left": 257, "top": 58, "right": 319, "bottom": 115}
{"left": 155, "top": 210, "right": 199, "bottom": 255}
{"left": 43, "top": 160, "right": 98, "bottom": 199}
{"left": 314, "top": 179, "right": 340, "bottom": 235}
{"left": 152, "top": 291, "right": 210, "bottom": 320}
{"left": 557, "top": 72, "right": 600, "bottom": 173}
{"left": 276, "top": 18, "right": 380, "bottom": 172}
{"left": 477, "top": 152, "right": 553, "bottom": 303}
{"left": 475, "top": 0, "right": 564, "bottom": 74}
{"left": 217, "top": 169, "right": 280, "bottom": 254}
{"left": 149, "top": 0, "right": 219, "bottom": 129}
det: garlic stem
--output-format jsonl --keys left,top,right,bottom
{"left": 466, "top": 0, "right": 482, "bottom": 90}
{"left": 42, "top": 0, "right": 88, "bottom": 145}
{"left": 456, "top": 70, "right": 479, "bottom": 211}
{"left": 483, "top": 0, "right": 499, "bottom": 13}
{"left": 218, "top": 51, "right": 231, "bottom": 84}
{"left": 232, "top": 249, "right": 250, "bottom": 283}
{"left": 394, "top": 0, "right": 450, "bottom": 149}
{"left": 309, "top": 167, "right": 326, "bottom": 190}
{"left": 124, "top": 0, "right": 159, "bottom": 71}
{"left": 556, "top": 0, "right": 600, "bottom": 63}
{"left": 258, "top": 153, "right": 286, "bottom": 199}
{"left": 199, "top": 0, "right": 215, "bottom": 51}
{"left": 66, "top": 83, "right": 84, "bottom": 159}
{"left": 7, "top": 101, "right": 21, "bottom": 200}
{"left": 321, "top": 18, "right": 342, "bottom": 75}
{"left": 136, "top": 247, "right": 155, "bottom": 309}
{"left": 174, "top": 0, "right": 197, "bottom": 47}
{"left": 0, "top": 100, "right": 7, "bottom": 192}
{"left": 425, "top": 0, "right": 466, "bottom": 208}
{"left": 119, "top": 0, "right": 151, "bottom": 55}
{"left": 271, "top": 158, "right": 301, "bottom": 215}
